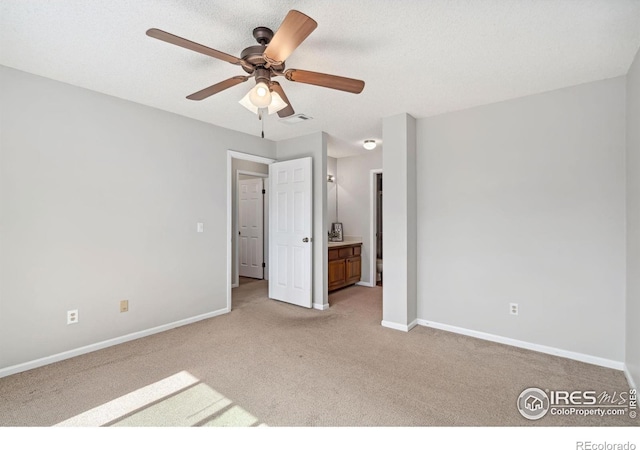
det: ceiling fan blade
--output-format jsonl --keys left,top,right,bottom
{"left": 285, "top": 69, "right": 365, "bottom": 94}
{"left": 263, "top": 10, "right": 317, "bottom": 65}
{"left": 186, "top": 76, "right": 249, "bottom": 101}
{"left": 270, "top": 81, "right": 295, "bottom": 117}
{"left": 146, "top": 28, "right": 243, "bottom": 66}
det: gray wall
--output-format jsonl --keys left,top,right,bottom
{"left": 231, "top": 158, "right": 269, "bottom": 284}
{"left": 327, "top": 156, "right": 337, "bottom": 226}
{"left": 276, "top": 132, "right": 328, "bottom": 309}
{"left": 0, "top": 66, "right": 276, "bottom": 370}
{"left": 336, "top": 149, "right": 383, "bottom": 285}
{"left": 416, "top": 77, "right": 626, "bottom": 361}
{"left": 627, "top": 48, "right": 640, "bottom": 387}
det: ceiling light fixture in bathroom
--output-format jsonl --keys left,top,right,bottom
{"left": 363, "top": 140, "right": 376, "bottom": 150}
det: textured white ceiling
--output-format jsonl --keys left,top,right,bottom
{"left": 2, "top": 1, "right": 640, "bottom": 158}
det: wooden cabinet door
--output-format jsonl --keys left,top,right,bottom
{"left": 346, "top": 256, "right": 361, "bottom": 284}
{"left": 328, "top": 259, "right": 346, "bottom": 290}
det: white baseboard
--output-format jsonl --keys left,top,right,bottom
{"left": 231, "top": 283, "right": 239, "bottom": 288}
{"left": 313, "top": 303, "right": 329, "bottom": 311}
{"left": 417, "top": 319, "right": 624, "bottom": 371}
{"left": 0, "top": 307, "right": 230, "bottom": 379}
{"left": 381, "top": 319, "right": 418, "bottom": 332}
{"left": 356, "top": 281, "right": 375, "bottom": 288}
{"left": 624, "top": 365, "right": 637, "bottom": 390}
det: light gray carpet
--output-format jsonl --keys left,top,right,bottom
{"left": 0, "top": 279, "right": 636, "bottom": 427}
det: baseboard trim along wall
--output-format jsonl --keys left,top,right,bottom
{"left": 381, "top": 319, "right": 418, "bottom": 332}
{"left": 356, "top": 281, "right": 375, "bottom": 288}
{"left": 624, "top": 365, "right": 638, "bottom": 390}
{"left": 417, "top": 319, "right": 625, "bottom": 371}
{"left": 0, "top": 307, "right": 230, "bottom": 379}
{"left": 313, "top": 303, "right": 330, "bottom": 311}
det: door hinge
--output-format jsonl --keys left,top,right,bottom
{"left": 262, "top": 262, "right": 266, "bottom": 268}
{"left": 262, "top": 189, "right": 266, "bottom": 194}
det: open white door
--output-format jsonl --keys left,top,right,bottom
{"left": 269, "top": 157, "right": 313, "bottom": 308}
{"left": 238, "top": 177, "right": 264, "bottom": 279}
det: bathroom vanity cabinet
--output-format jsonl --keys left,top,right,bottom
{"left": 328, "top": 242, "right": 362, "bottom": 292}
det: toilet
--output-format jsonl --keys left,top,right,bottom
{"left": 376, "top": 258, "right": 383, "bottom": 283}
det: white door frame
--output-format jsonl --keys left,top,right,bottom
{"left": 235, "top": 170, "right": 269, "bottom": 287}
{"left": 227, "top": 150, "right": 276, "bottom": 312}
{"left": 369, "top": 169, "right": 383, "bottom": 288}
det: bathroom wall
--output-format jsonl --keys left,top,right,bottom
{"left": 336, "top": 149, "right": 383, "bottom": 285}
{"left": 327, "top": 156, "right": 338, "bottom": 226}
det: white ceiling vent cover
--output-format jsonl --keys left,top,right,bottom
{"left": 280, "top": 114, "right": 313, "bottom": 124}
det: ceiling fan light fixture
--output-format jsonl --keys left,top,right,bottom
{"left": 363, "top": 140, "right": 376, "bottom": 150}
{"left": 249, "top": 81, "right": 272, "bottom": 108}
{"left": 239, "top": 90, "right": 259, "bottom": 114}
{"left": 268, "top": 91, "right": 288, "bottom": 114}
{"left": 239, "top": 88, "right": 288, "bottom": 115}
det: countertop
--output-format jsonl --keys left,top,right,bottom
{"left": 328, "top": 240, "right": 362, "bottom": 248}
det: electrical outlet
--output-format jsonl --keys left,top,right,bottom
{"left": 120, "top": 300, "right": 129, "bottom": 313}
{"left": 67, "top": 309, "right": 78, "bottom": 324}
{"left": 510, "top": 303, "right": 519, "bottom": 316}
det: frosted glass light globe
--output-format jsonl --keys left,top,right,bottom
{"left": 249, "top": 82, "right": 272, "bottom": 108}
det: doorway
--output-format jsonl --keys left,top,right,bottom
{"left": 227, "top": 151, "right": 275, "bottom": 312}
{"left": 369, "top": 169, "right": 383, "bottom": 288}
{"left": 375, "top": 173, "right": 383, "bottom": 286}
{"left": 226, "top": 150, "right": 315, "bottom": 312}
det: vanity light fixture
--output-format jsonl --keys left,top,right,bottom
{"left": 363, "top": 140, "right": 376, "bottom": 150}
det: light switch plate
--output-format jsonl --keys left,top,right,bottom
{"left": 197, "top": 222, "right": 204, "bottom": 233}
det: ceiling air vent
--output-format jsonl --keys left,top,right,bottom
{"left": 280, "top": 114, "right": 313, "bottom": 124}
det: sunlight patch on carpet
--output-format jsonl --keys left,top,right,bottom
{"left": 54, "top": 371, "right": 264, "bottom": 427}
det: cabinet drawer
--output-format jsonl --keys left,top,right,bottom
{"left": 338, "top": 247, "right": 353, "bottom": 258}
{"left": 353, "top": 245, "right": 361, "bottom": 256}
{"left": 329, "top": 249, "right": 340, "bottom": 261}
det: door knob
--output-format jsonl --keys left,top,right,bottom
{"left": 302, "top": 237, "right": 309, "bottom": 243}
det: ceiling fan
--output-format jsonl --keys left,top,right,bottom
{"left": 146, "top": 10, "right": 365, "bottom": 119}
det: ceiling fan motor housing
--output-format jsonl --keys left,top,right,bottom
{"left": 253, "top": 67, "right": 272, "bottom": 85}
{"left": 240, "top": 46, "right": 285, "bottom": 74}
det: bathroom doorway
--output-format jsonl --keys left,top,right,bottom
{"left": 369, "top": 169, "right": 383, "bottom": 287}
{"left": 375, "top": 173, "right": 382, "bottom": 286}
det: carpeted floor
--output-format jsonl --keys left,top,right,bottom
{"left": 0, "top": 279, "right": 636, "bottom": 427}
